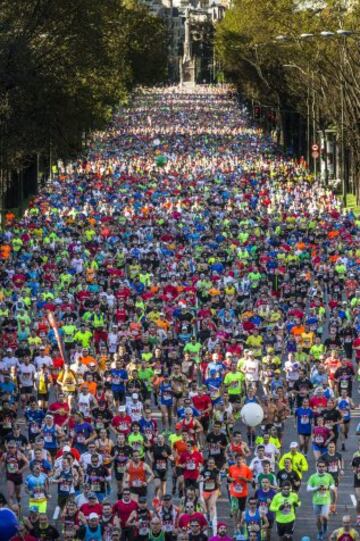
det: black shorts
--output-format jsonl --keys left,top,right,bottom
{"left": 37, "top": 392, "right": 49, "bottom": 401}
{"left": 20, "top": 386, "right": 34, "bottom": 395}
{"left": 113, "top": 390, "right": 125, "bottom": 402}
{"left": 200, "top": 417, "right": 210, "bottom": 432}
{"left": 154, "top": 469, "right": 167, "bottom": 481}
{"left": 6, "top": 474, "right": 23, "bottom": 486}
{"left": 228, "top": 394, "right": 241, "bottom": 403}
{"left": 184, "top": 478, "right": 199, "bottom": 490}
{"left": 331, "top": 473, "right": 339, "bottom": 487}
{"left": 130, "top": 486, "right": 147, "bottom": 498}
{"left": 276, "top": 521, "right": 294, "bottom": 537}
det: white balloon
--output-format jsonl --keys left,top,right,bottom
{"left": 240, "top": 403, "right": 264, "bottom": 427}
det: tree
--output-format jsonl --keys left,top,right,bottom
{"left": 216, "top": 0, "right": 360, "bottom": 198}
{"left": 0, "top": 0, "right": 168, "bottom": 209}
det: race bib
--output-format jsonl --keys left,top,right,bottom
{"left": 7, "top": 462, "right": 18, "bottom": 474}
{"left": 233, "top": 483, "right": 243, "bottom": 494}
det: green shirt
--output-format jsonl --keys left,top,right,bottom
{"left": 269, "top": 491, "right": 300, "bottom": 523}
{"left": 128, "top": 433, "right": 145, "bottom": 457}
{"left": 224, "top": 372, "right": 244, "bottom": 395}
{"left": 307, "top": 472, "right": 335, "bottom": 505}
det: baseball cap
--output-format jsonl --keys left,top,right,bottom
{"left": 88, "top": 492, "right": 97, "bottom": 499}
{"left": 118, "top": 405, "right": 126, "bottom": 412}
{"left": 132, "top": 393, "right": 139, "bottom": 399}
{"left": 289, "top": 441, "right": 298, "bottom": 449}
{"left": 88, "top": 512, "right": 99, "bottom": 520}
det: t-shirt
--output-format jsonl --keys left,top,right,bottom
{"left": 307, "top": 472, "right": 335, "bottom": 505}
{"left": 322, "top": 452, "right": 342, "bottom": 476}
{"left": 112, "top": 499, "right": 138, "bottom": 527}
{"left": 295, "top": 407, "right": 313, "bottom": 435}
{"left": 224, "top": 372, "right": 244, "bottom": 395}
{"left": 18, "top": 364, "right": 36, "bottom": 387}
{"left": 30, "top": 525, "right": 60, "bottom": 541}
{"left": 269, "top": 491, "right": 300, "bottom": 523}
{"left": 228, "top": 463, "right": 253, "bottom": 497}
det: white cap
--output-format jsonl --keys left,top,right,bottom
{"left": 289, "top": 441, "right": 298, "bottom": 449}
{"left": 63, "top": 445, "right": 71, "bottom": 452}
{"left": 88, "top": 512, "right": 99, "bottom": 520}
{"left": 118, "top": 405, "right": 126, "bottom": 412}
{"left": 132, "top": 393, "right": 139, "bottom": 400}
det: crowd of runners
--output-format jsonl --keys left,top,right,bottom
{"left": 0, "top": 85, "right": 360, "bottom": 541}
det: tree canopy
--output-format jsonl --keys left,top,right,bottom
{"left": 216, "top": 0, "right": 360, "bottom": 194}
{"left": 0, "top": 0, "right": 168, "bottom": 171}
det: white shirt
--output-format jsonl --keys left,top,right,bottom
{"left": 18, "top": 363, "right": 36, "bottom": 386}
{"left": 34, "top": 355, "right": 52, "bottom": 370}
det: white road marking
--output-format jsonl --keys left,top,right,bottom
{"left": 350, "top": 494, "right": 357, "bottom": 508}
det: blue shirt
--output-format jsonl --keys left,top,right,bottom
{"left": 295, "top": 407, "right": 313, "bottom": 435}
{"left": 110, "top": 369, "right": 128, "bottom": 392}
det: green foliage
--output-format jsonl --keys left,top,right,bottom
{"left": 216, "top": 0, "right": 360, "bottom": 190}
{"left": 0, "top": 0, "right": 168, "bottom": 168}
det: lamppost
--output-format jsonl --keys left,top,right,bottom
{"left": 276, "top": 29, "right": 358, "bottom": 202}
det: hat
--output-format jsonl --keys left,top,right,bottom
{"left": 184, "top": 407, "right": 193, "bottom": 414}
{"left": 132, "top": 393, "right": 139, "bottom": 399}
{"left": 217, "top": 522, "right": 227, "bottom": 529}
{"left": 88, "top": 492, "right": 98, "bottom": 499}
{"left": 88, "top": 512, "right": 99, "bottom": 520}
{"left": 29, "top": 506, "right": 39, "bottom": 513}
{"left": 289, "top": 441, "right": 298, "bottom": 449}
{"left": 6, "top": 347, "right": 12, "bottom": 352}
{"left": 63, "top": 445, "right": 71, "bottom": 452}
{"left": 118, "top": 405, "right": 126, "bottom": 412}
{"left": 138, "top": 496, "right": 147, "bottom": 504}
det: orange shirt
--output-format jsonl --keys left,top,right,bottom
{"left": 228, "top": 463, "right": 253, "bottom": 498}
{"left": 83, "top": 381, "right": 97, "bottom": 396}
{"left": 80, "top": 355, "right": 97, "bottom": 366}
{"left": 291, "top": 325, "right": 305, "bottom": 336}
{"left": 0, "top": 245, "right": 11, "bottom": 259}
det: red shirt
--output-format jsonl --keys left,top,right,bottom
{"left": 112, "top": 499, "right": 138, "bottom": 528}
{"left": 80, "top": 502, "right": 103, "bottom": 517}
{"left": 309, "top": 396, "right": 327, "bottom": 411}
{"left": 112, "top": 415, "right": 132, "bottom": 435}
{"left": 48, "top": 401, "right": 69, "bottom": 426}
{"left": 179, "top": 450, "right": 204, "bottom": 480}
{"left": 192, "top": 394, "right": 212, "bottom": 417}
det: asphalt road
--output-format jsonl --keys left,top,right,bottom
{"left": 8, "top": 399, "right": 360, "bottom": 540}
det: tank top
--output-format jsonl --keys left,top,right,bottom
{"left": 181, "top": 418, "right": 195, "bottom": 434}
{"left": 337, "top": 398, "right": 351, "bottom": 421}
{"left": 160, "top": 505, "right": 176, "bottom": 532}
{"left": 137, "top": 508, "right": 151, "bottom": 536}
{"left": 128, "top": 461, "right": 146, "bottom": 487}
{"left": 5, "top": 452, "right": 21, "bottom": 476}
{"left": 244, "top": 509, "right": 262, "bottom": 540}
{"left": 42, "top": 425, "right": 57, "bottom": 448}
{"left": 63, "top": 513, "right": 77, "bottom": 538}
{"left": 149, "top": 531, "right": 165, "bottom": 541}
{"left": 84, "top": 524, "right": 102, "bottom": 541}
{"left": 97, "top": 439, "right": 112, "bottom": 465}
{"left": 78, "top": 394, "right": 92, "bottom": 416}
